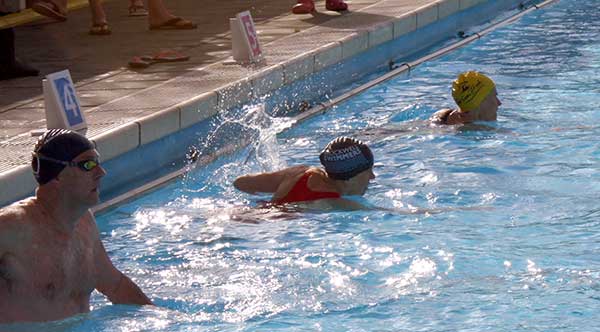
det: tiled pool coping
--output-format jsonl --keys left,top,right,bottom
{"left": 0, "top": 0, "right": 526, "bottom": 207}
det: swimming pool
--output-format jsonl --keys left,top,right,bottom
{"left": 15, "top": 0, "right": 600, "bottom": 330}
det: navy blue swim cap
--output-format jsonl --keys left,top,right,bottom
{"left": 319, "top": 137, "right": 374, "bottom": 180}
{"left": 31, "top": 129, "right": 95, "bottom": 185}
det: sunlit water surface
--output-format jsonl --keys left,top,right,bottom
{"left": 9, "top": 1, "right": 600, "bottom": 331}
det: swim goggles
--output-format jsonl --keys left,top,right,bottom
{"left": 32, "top": 153, "right": 101, "bottom": 173}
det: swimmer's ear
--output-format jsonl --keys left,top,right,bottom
{"left": 41, "top": 177, "right": 61, "bottom": 191}
{"left": 47, "top": 177, "right": 61, "bottom": 184}
{"left": 53, "top": 170, "right": 69, "bottom": 183}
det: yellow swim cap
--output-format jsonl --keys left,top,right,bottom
{"left": 451, "top": 71, "right": 496, "bottom": 112}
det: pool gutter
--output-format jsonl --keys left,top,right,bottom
{"left": 0, "top": 0, "right": 550, "bottom": 208}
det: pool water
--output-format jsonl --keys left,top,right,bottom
{"left": 14, "top": 0, "right": 600, "bottom": 331}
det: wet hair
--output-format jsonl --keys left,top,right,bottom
{"left": 319, "top": 137, "right": 374, "bottom": 180}
{"left": 31, "top": 129, "right": 94, "bottom": 185}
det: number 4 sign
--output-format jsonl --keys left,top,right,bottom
{"left": 231, "top": 11, "right": 263, "bottom": 63}
{"left": 43, "top": 69, "right": 87, "bottom": 132}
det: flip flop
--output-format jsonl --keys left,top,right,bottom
{"left": 31, "top": 1, "right": 67, "bottom": 21}
{"left": 325, "top": 0, "right": 348, "bottom": 11}
{"left": 145, "top": 50, "right": 190, "bottom": 62}
{"left": 89, "top": 23, "right": 111, "bottom": 35}
{"left": 149, "top": 17, "right": 197, "bottom": 30}
{"left": 292, "top": 0, "right": 316, "bottom": 14}
{"left": 128, "top": 50, "right": 190, "bottom": 69}
{"left": 128, "top": 4, "right": 148, "bottom": 16}
{"left": 128, "top": 56, "right": 152, "bottom": 69}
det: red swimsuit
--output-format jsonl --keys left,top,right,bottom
{"left": 274, "top": 173, "right": 341, "bottom": 204}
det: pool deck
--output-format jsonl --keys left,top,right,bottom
{"left": 0, "top": 0, "right": 490, "bottom": 206}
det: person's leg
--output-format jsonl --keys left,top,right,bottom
{"left": 88, "top": 0, "right": 111, "bottom": 35}
{"left": 147, "top": 0, "right": 195, "bottom": 29}
{"left": 0, "top": 23, "right": 39, "bottom": 80}
{"left": 129, "top": 0, "right": 148, "bottom": 16}
{"left": 89, "top": 0, "right": 107, "bottom": 25}
{"left": 0, "top": 26, "right": 15, "bottom": 66}
{"left": 292, "top": 0, "right": 315, "bottom": 14}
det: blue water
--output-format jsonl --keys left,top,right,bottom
{"left": 11, "top": 0, "right": 600, "bottom": 331}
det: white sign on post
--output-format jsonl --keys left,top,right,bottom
{"left": 230, "top": 10, "right": 263, "bottom": 64}
{"left": 43, "top": 69, "right": 87, "bottom": 133}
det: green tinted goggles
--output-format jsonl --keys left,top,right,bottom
{"left": 33, "top": 153, "right": 101, "bottom": 173}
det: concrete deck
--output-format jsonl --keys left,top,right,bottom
{"left": 0, "top": 0, "right": 493, "bottom": 205}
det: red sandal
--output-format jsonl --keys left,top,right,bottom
{"left": 326, "top": 0, "right": 348, "bottom": 12}
{"left": 292, "top": 0, "right": 315, "bottom": 14}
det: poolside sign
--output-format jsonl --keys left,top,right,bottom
{"left": 230, "top": 11, "right": 263, "bottom": 64}
{"left": 42, "top": 69, "right": 87, "bottom": 133}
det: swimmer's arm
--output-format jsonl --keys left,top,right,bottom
{"left": 0, "top": 209, "right": 27, "bottom": 295}
{"left": 0, "top": 213, "right": 10, "bottom": 254}
{"left": 0, "top": 213, "right": 10, "bottom": 290}
{"left": 234, "top": 165, "right": 309, "bottom": 194}
{"left": 0, "top": 208, "right": 24, "bottom": 254}
{"left": 90, "top": 213, "right": 153, "bottom": 305}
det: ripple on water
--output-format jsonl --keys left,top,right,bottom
{"left": 87, "top": 1, "right": 600, "bottom": 331}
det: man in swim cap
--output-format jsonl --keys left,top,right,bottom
{"left": 431, "top": 71, "right": 502, "bottom": 125}
{"left": 0, "top": 129, "right": 152, "bottom": 323}
{"left": 234, "top": 136, "right": 375, "bottom": 207}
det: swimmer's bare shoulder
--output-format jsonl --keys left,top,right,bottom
{"left": 430, "top": 108, "right": 452, "bottom": 123}
{"left": 431, "top": 108, "right": 463, "bottom": 125}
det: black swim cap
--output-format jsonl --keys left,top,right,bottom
{"left": 31, "top": 129, "right": 95, "bottom": 185}
{"left": 319, "top": 137, "right": 374, "bottom": 180}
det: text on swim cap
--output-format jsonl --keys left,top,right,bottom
{"left": 322, "top": 145, "right": 363, "bottom": 161}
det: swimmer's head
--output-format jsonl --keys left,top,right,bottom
{"left": 452, "top": 71, "right": 496, "bottom": 112}
{"left": 319, "top": 137, "right": 374, "bottom": 181}
{"left": 31, "top": 129, "right": 95, "bottom": 185}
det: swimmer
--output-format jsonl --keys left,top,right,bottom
{"left": 234, "top": 136, "right": 375, "bottom": 210}
{"left": 0, "top": 129, "right": 152, "bottom": 323}
{"left": 431, "top": 71, "right": 502, "bottom": 125}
